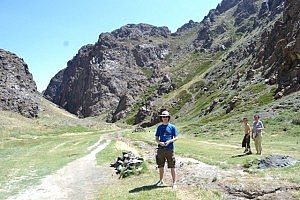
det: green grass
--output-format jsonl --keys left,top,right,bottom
{"left": 187, "top": 80, "right": 205, "bottom": 93}
{"left": 96, "top": 140, "right": 120, "bottom": 165}
{"left": 1, "top": 92, "right": 300, "bottom": 199}
{"left": 256, "top": 87, "right": 276, "bottom": 105}
{"left": 118, "top": 122, "right": 299, "bottom": 199}
{"left": 0, "top": 129, "right": 102, "bottom": 199}
{"left": 0, "top": 105, "right": 117, "bottom": 199}
{"left": 265, "top": 163, "right": 300, "bottom": 184}
{"left": 170, "top": 90, "right": 192, "bottom": 115}
{"left": 123, "top": 116, "right": 300, "bottom": 171}
{"left": 94, "top": 171, "right": 178, "bottom": 200}
{"left": 94, "top": 134, "right": 223, "bottom": 200}
{"left": 94, "top": 171, "right": 223, "bottom": 200}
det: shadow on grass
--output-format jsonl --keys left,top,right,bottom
{"left": 129, "top": 184, "right": 168, "bottom": 193}
{"left": 231, "top": 153, "right": 252, "bottom": 158}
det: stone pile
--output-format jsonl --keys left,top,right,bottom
{"left": 133, "top": 125, "right": 146, "bottom": 132}
{"left": 257, "top": 155, "right": 299, "bottom": 169}
{"left": 110, "top": 151, "right": 144, "bottom": 178}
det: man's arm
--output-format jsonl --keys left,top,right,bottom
{"left": 156, "top": 136, "right": 166, "bottom": 146}
{"left": 165, "top": 136, "right": 178, "bottom": 146}
{"left": 247, "top": 124, "right": 252, "bottom": 135}
{"left": 258, "top": 122, "right": 264, "bottom": 130}
{"left": 155, "top": 136, "right": 160, "bottom": 144}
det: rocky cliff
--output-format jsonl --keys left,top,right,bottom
{"left": 0, "top": 49, "right": 39, "bottom": 117}
{"left": 253, "top": 0, "right": 300, "bottom": 98}
{"left": 44, "top": 0, "right": 299, "bottom": 125}
{"left": 44, "top": 24, "right": 174, "bottom": 122}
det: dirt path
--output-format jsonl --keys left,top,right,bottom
{"left": 175, "top": 156, "right": 300, "bottom": 199}
{"left": 8, "top": 139, "right": 114, "bottom": 200}
{"left": 127, "top": 137, "right": 300, "bottom": 200}
{"left": 8, "top": 135, "right": 299, "bottom": 200}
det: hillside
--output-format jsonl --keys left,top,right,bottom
{"left": 0, "top": 1, "right": 298, "bottom": 126}
{"left": 42, "top": 0, "right": 299, "bottom": 128}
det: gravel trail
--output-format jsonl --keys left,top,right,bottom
{"left": 8, "top": 139, "right": 113, "bottom": 200}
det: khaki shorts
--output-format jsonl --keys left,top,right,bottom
{"left": 156, "top": 148, "right": 176, "bottom": 168}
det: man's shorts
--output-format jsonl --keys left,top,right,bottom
{"left": 156, "top": 148, "right": 175, "bottom": 168}
{"left": 242, "top": 134, "right": 251, "bottom": 147}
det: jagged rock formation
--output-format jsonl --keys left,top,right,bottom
{"left": 254, "top": 0, "right": 300, "bottom": 97}
{"left": 175, "top": 20, "right": 199, "bottom": 34}
{"left": 44, "top": 24, "right": 174, "bottom": 121}
{"left": 44, "top": 0, "right": 300, "bottom": 125}
{"left": 202, "top": 0, "right": 284, "bottom": 79}
{"left": 0, "top": 49, "right": 39, "bottom": 117}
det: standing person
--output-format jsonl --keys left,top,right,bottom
{"left": 252, "top": 114, "right": 264, "bottom": 155}
{"left": 242, "top": 117, "right": 252, "bottom": 154}
{"left": 155, "top": 110, "right": 178, "bottom": 189}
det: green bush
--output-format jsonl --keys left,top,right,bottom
{"left": 188, "top": 80, "right": 205, "bottom": 93}
{"left": 292, "top": 116, "right": 300, "bottom": 125}
{"left": 170, "top": 90, "right": 192, "bottom": 114}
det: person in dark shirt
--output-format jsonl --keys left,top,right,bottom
{"left": 155, "top": 110, "right": 178, "bottom": 189}
{"left": 242, "top": 117, "right": 252, "bottom": 154}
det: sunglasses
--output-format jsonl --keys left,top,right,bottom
{"left": 161, "top": 116, "right": 169, "bottom": 118}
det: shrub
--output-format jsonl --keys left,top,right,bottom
{"left": 170, "top": 90, "right": 192, "bottom": 114}
{"left": 292, "top": 116, "right": 300, "bottom": 125}
{"left": 188, "top": 80, "right": 205, "bottom": 93}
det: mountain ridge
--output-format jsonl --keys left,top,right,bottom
{"left": 1, "top": 0, "right": 299, "bottom": 125}
{"left": 42, "top": 0, "right": 300, "bottom": 127}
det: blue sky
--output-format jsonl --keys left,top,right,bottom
{"left": 0, "top": 0, "right": 222, "bottom": 92}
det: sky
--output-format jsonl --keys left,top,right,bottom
{"left": 0, "top": 0, "right": 222, "bottom": 92}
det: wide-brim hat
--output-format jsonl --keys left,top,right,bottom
{"left": 159, "top": 110, "right": 170, "bottom": 116}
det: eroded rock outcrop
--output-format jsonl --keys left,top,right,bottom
{"left": 0, "top": 49, "right": 39, "bottom": 117}
{"left": 254, "top": 0, "right": 300, "bottom": 97}
{"left": 44, "top": 24, "right": 173, "bottom": 121}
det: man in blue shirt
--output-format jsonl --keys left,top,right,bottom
{"left": 155, "top": 110, "right": 178, "bottom": 189}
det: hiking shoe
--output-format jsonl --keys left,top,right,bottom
{"left": 246, "top": 151, "right": 252, "bottom": 155}
{"left": 156, "top": 180, "right": 164, "bottom": 186}
{"left": 172, "top": 183, "right": 177, "bottom": 189}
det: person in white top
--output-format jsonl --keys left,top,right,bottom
{"left": 252, "top": 114, "right": 264, "bottom": 155}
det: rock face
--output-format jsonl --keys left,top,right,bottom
{"left": 176, "top": 20, "right": 199, "bottom": 34}
{"left": 44, "top": 24, "right": 173, "bottom": 121}
{"left": 44, "top": 0, "right": 300, "bottom": 124}
{"left": 0, "top": 49, "right": 39, "bottom": 117}
{"left": 254, "top": 0, "right": 300, "bottom": 97}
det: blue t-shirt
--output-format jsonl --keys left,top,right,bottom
{"left": 155, "top": 123, "right": 178, "bottom": 149}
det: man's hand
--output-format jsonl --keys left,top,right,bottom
{"left": 159, "top": 141, "right": 166, "bottom": 146}
{"left": 164, "top": 140, "right": 172, "bottom": 146}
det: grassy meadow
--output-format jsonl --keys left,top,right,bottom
{"left": 93, "top": 106, "right": 300, "bottom": 199}
{"left": 0, "top": 99, "right": 119, "bottom": 199}
{"left": 1, "top": 97, "right": 299, "bottom": 200}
